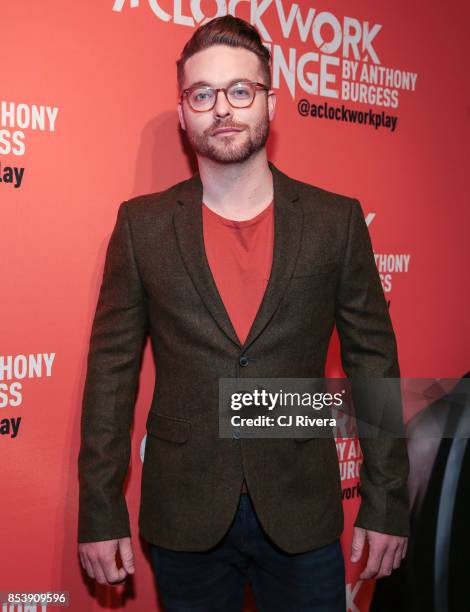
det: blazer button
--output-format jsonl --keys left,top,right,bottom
{"left": 239, "top": 356, "right": 249, "bottom": 367}
{"left": 233, "top": 430, "right": 241, "bottom": 439}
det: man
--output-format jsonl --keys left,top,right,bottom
{"left": 78, "top": 15, "right": 409, "bottom": 611}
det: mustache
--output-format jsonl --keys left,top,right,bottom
{"left": 206, "top": 121, "right": 247, "bottom": 134}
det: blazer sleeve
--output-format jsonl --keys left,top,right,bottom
{"left": 78, "top": 201, "right": 149, "bottom": 543}
{"left": 334, "top": 198, "right": 410, "bottom": 537}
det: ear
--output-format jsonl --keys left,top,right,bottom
{"left": 267, "top": 90, "right": 277, "bottom": 122}
{"left": 177, "top": 101, "right": 186, "bottom": 131}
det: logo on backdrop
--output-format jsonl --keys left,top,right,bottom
{"left": 0, "top": 101, "right": 59, "bottom": 189}
{"left": 336, "top": 438, "right": 362, "bottom": 501}
{"left": 112, "top": 1, "right": 418, "bottom": 132}
{"left": 366, "top": 212, "right": 412, "bottom": 295}
{"left": 0, "top": 353, "right": 56, "bottom": 439}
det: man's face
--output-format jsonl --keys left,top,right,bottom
{"left": 177, "top": 45, "right": 276, "bottom": 164}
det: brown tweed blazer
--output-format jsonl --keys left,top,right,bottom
{"left": 78, "top": 161, "right": 410, "bottom": 552}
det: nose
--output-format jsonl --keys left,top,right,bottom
{"left": 213, "top": 89, "right": 232, "bottom": 119}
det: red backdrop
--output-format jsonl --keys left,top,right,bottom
{"left": 1, "top": 1, "right": 469, "bottom": 611}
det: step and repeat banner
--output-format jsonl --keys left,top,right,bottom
{"left": 1, "top": 1, "right": 468, "bottom": 611}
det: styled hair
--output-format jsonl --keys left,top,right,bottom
{"left": 176, "top": 15, "right": 272, "bottom": 93}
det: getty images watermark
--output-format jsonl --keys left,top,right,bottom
{"left": 218, "top": 378, "right": 470, "bottom": 439}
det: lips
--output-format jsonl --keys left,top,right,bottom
{"left": 212, "top": 127, "right": 243, "bottom": 135}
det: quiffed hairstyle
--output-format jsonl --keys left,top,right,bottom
{"left": 176, "top": 15, "right": 272, "bottom": 93}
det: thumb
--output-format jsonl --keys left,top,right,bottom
{"left": 118, "top": 537, "right": 135, "bottom": 575}
{"left": 351, "top": 527, "right": 366, "bottom": 562}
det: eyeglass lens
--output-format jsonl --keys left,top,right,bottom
{"left": 188, "top": 83, "right": 256, "bottom": 110}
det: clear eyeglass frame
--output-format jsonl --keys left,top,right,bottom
{"left": 180, "top": 81, "right": 269, "bottom": 112}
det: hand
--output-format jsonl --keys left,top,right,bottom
{"left": 350, "top": 527, "right": 407, "bottom": 579}
{"left": 79, "top": 537, "right": 135, "bottom": 585}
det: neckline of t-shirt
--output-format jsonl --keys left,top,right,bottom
{"left": 202, "top": 200, "right": 273, "bottom": 228}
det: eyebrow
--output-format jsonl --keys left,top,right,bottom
{"left": 185, "top": 77, "right": 252, "bottom": 90}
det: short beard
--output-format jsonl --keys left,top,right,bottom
{"left": 186, "top": 111, "right": 270, "bottom": 165}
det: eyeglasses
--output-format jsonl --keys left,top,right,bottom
{"left": 180, "top": 81, "right": 269, "bottom": 112}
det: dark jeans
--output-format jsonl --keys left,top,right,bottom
{"left": 149, "top": 493, "right": 346, "bottom": 611}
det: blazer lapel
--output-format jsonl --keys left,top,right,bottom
{"left": 173, "top": 162, "right": 304, "bottom": 352}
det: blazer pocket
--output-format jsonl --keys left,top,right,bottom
{"left": 292, "top": 260, "right": 337, "bottom": 278}
{"left": 146, "top": 411, "right": 190, "bottom": 444}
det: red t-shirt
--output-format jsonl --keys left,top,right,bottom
{"left": 202, "top": 200, "right": 274, "bottom": 345}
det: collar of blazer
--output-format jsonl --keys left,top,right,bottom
{"left": 172, "top": 161, "right": 304, "bottom": 353}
